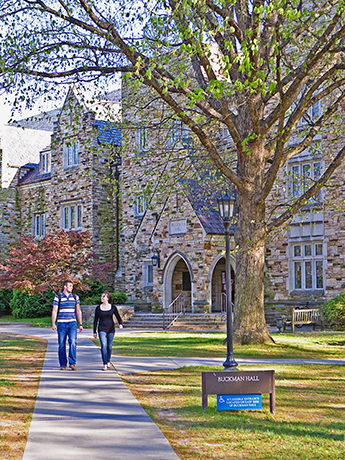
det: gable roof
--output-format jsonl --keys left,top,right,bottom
{"left": 17, "top": 163, "right": 51, "bottom": 185}
{"left": 180, "top": 178, "right": 235, "bottom": 235}
{"left": 0, "top": 125, "right": 51, "bottom": 187}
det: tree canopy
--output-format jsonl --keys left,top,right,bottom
{"left": 1, "top": 0, "right": 345, "bottom": 343}
{"left": 0, "top": 231, "right": 93, "bottom": 295}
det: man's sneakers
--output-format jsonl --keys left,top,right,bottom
{"left": 60, "top": 366, "right": 66, "bottom": 370}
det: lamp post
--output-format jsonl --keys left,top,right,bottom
{"left": 217, "top": 192, "right": 238, "bottom": 370}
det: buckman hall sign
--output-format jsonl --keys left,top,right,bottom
{"left": 201, "top": 370, "right": 276, "bottom": 414}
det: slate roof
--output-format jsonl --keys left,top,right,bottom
{"left": 10, "top": 87, "right": 121, "bottom": 132}
{"left": 18, "top": 163, "right": 51, "bottom": 185}
{"left": 0, "top": 125, "right": 51, "bottom": 187}
{"left": 94, "top": 120, "right": 122, "bottom": 145}
{"left": 9, "top": 108, "right": 60, "bottom": 132}
{"left": 180, "top": 178, "right": 236, "bottom": 235}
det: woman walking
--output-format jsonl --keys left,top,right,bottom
{"left": 93, "top": 292, "right": 123, "bottom": 370}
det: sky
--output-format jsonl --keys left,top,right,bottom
{"left": 0, "top": 77, "right": 121, "bottom": 128}
{"left": 0, "top": 93, "right": 52, "bottom": 128}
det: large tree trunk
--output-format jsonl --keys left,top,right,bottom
{"left": 233, "top": 141, "right": 273, "bottom": 345}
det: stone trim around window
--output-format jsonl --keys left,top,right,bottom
{"left": 60, "top": 200, "right": 83, "bottom": 231}
{"left": 33, "top": 212, "right": 46, "bottom": 238}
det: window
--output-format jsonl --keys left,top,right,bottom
{"left": 64, "top": 140, "right": 79, "bottom": 168}
{"left": 292, "top": 242, "right": 324, "bottom": 290}
{"left": 135, "top": 128, "right": 147, "bottom": 152}
{"left": 134, "top": 195, "right": 147, "bottom": 217}
{"left": 168, "top": 120, "right": 187, "bottom": 148}
{"left": 62, "top": 203, "right": 82, "bottom": 230}
{"left": 147, "top": 265, "right": 153, "bottom": 285}
{"left": 34, "top": 213, "right": 46, "bottom": 238}
{"left": 290, "top": 161, "right": 322, "bottom": 200}
{"left": 41, "top": 150, "right": 51, "bottom": 173}
{"left": 293, "top": 86, "right": 321, "bottom": 126}
{"left": 142, "top": 263, "right": 153, "bottom": 288}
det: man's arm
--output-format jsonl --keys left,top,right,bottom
{"left": 76, "top": 303, "right": 83, "bottom": 332}
{"left": 52, "top": 305, "right": 58, "bottom": 331}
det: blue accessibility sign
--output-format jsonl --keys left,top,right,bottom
{"left": 217, "top": 394, "right": 262, "bottom": 411}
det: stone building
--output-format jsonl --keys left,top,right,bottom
{"left": 0, "top": 86, "right": 121, "bottom": 286}
{"left": 2, "top": 82, "right": 345, "bottom": 312}
{"left": 118, "top": 80, "right": 345, "bottom": 313}
{"left": 264, "top": 125, "right": 345, "bottom": 306}
{"left": 118, "top": 83, "right": 236, "bottom": 313}
{"left": 0, "top": 125, "right": 51, "bottom": 257}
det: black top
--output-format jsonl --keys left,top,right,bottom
{"left": 93, "top": 305, "right": 123, "bottom": 334}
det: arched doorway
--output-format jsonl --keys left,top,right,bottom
{"left": 163, "top": 252, "right": 193, "bottom": 311}
{"left": 210, "top": 256, "right": 235, "bottom": 313}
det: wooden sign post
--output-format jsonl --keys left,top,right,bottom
{"left": 202, "top": 370, "right": 275, "bottom": 414}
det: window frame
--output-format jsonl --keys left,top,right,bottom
{"left": 290, "top": 160, "right": 323, "bottom": 201}
{"left": 41, "top": 150, "right": 51, "bottom": 174}
{"left": 135, "top": 127, "right": 147, "bottom": 153}
{"left": 64, "top": 139, "right": 79, "bottom": 169}
{"left": 142, "top": 263, "right": 154, "bottom": 288}
{"left": 134, "top": 194, "right": 147, "bottom": 218}
{"left": 291, "top": 242, "right": 325, "bottom": 291}
{"left": 33, "top": 213, "right": 46, "bottom": 238}
{"left": 61, "top": 202, "right": 83, "bottom": 231}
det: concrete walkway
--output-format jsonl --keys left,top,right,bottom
{"left": 1, "top": 324, "right": 344, "bottom": 459}
{"left": 1, "top": 325, "right": 180, "bottom": 460}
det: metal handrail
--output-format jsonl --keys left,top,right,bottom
{"left": 221, "top": 292, "right": 235, "bottom": 321}
{"left": 163, "top": 293, "right": 185, "bottom": 329}
{"left": 221, "top": 293, "right": 227, "bottom": 313}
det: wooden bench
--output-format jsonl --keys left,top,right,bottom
{"left": 283, "top": 308, "right": 321, "bottom": 332}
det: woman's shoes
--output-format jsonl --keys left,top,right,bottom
{"left": 107, "top": 362, "right": 111, "bottom": 368}
{"left": 103, "top": 364, "right": 107, "bottom": 371}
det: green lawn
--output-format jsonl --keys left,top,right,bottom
{"left": 0, "top": 333, "right": 46, "bottom": 459}
{"left": 124, "top": 364, "right": 345, "bottom": 460}
{"left": 0, "top": 315, "right": 93, "bottom": 328}
{"left": 107, "top": 331, "right": 345, "bottom": 360}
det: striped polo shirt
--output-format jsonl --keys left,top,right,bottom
{"left": 53, "top": 292, "right": 80, "bottom": 323}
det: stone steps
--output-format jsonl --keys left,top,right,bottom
{"left": 123, "top": 313, "right": 227, "bottom": 330}
{"left": 170, "top": 314, "right": 226, "bottom": 330}
{"left": 123, "top": 312, "right": 278, "bottom": 330}
{"left": 123, "top": 313, "right": 165, "bottom": 329}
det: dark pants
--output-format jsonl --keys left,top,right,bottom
{"left": 98, "top": 331, "right": 114, "bottom": 365}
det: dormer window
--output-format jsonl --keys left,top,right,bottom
{"left": 41, "top": 150, "right": 51, "bottom": 173}
{"left": 64, "top": 140, "right": 79, "bottom": 168}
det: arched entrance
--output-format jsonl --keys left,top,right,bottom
{"left": 210, "top": 255, "right": 235, "bottom": 313}
{"left": 162, "top": 252, "right": 193, "bottom": 311}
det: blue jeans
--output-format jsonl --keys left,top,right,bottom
{"left": 98, "top": 331, "right": 114, "bottom": 365}
{"left": 57, "top": 321, "right": 77, "bottom": 367}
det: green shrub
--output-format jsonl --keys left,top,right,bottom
{"left": 0, "top": 289, "right": 13, "bottom": 315}
{"left": 10, "top": 290, "right": 52, "bottom": 319}
{"left": 81, "top": 291, "right": 128, "bottom": 305}
{"left": 80, "top": 294, "right": 101, "bottom": 305}
{"left": 323, "top": 293, "right": 345, "bottom": 329}
{"left": 112, "top": 291, "right": 128, "bottom": 304}
{"left": 76, "top": 281, "right": 105, "bottom": 301}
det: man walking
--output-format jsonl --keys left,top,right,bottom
{"left": 52, "top": 280, "right": 83, "bottom": 370}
